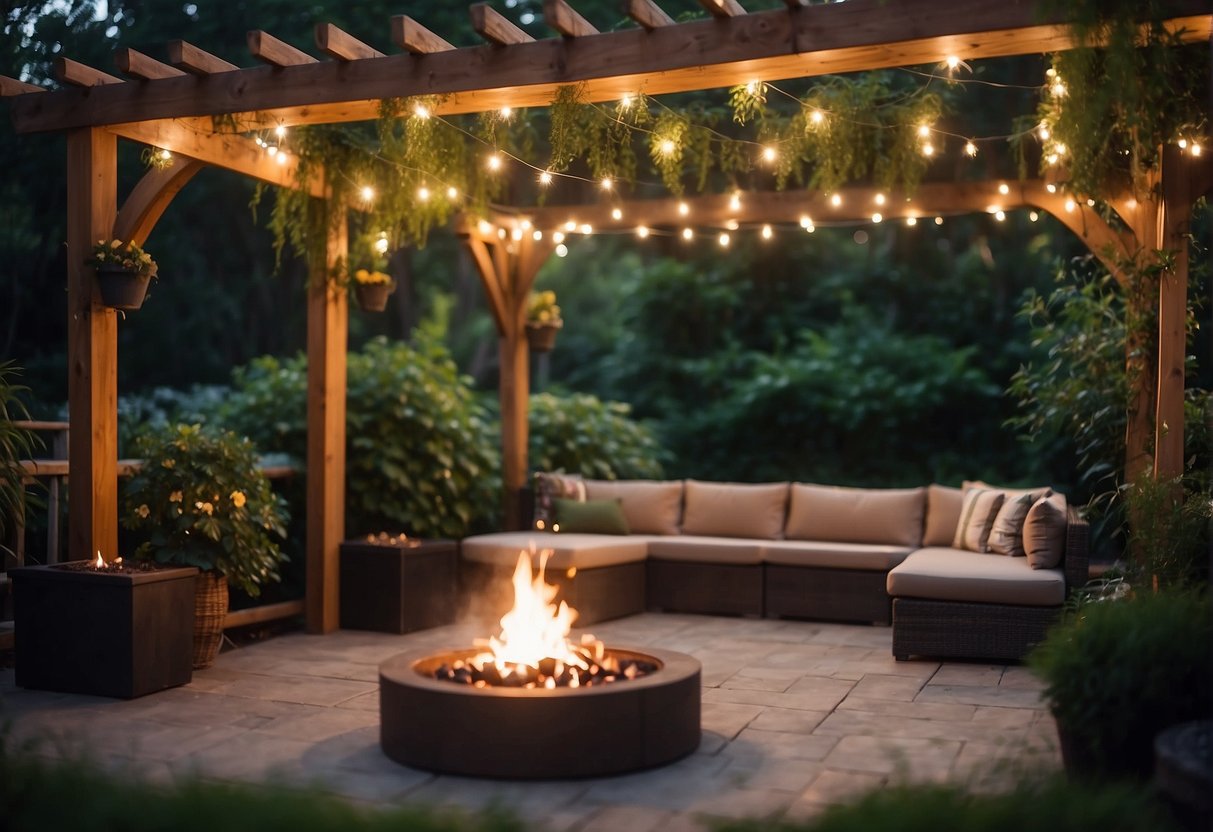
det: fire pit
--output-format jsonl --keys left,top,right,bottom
{"left": 379, "top": 549, "right": 701, "bottom": 779}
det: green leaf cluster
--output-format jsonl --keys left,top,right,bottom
{"left": 0, "top": 361, "right": 43, "bottom": 547}
{"left": 121, "top": 423, "right": 290, "bottom": 597}
{"left": 1028, "top": 589, "right": 1212, "bottom": 781}
{"left": 527, "top": 392, "right": 665, "bottom": 481}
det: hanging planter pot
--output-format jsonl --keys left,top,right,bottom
{"left": 526, "top": 323, "right": 560, "bottom": 353}
{"left": 94, "top": 266, "right": 152, "bottom": 311}
{"left": 354, "top": 281, "right": 395, "bottom": 312}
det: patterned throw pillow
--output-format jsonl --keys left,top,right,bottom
{"left": 532, "top": 472, "right": 585, "bottom": 530}
{"left": 952, "top": 488, "right": 1006, "bottom": 552}
{"left": 987, "top": 489, "right": 1051, "bottom": 557}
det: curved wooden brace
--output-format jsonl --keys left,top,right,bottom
{"left": 113, "top": 158, "right": 205, "bottom": 246}
{"left": 1019, "top": 182, "right": 1138, "bottom": 284}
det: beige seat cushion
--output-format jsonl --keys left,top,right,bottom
{"left": 763, "top": 540, "right": 914, "bottom": 571}
{"left": 786, "top": 484, "right": 925, "bottom": 547}
{"left": 887, "top": 547, "right": 1066, "bottom": 606}
{"left": 924, "top": 484, "right": 964, "bottom": 546}
{"left": 584, "top": 479, "right": 683, "bottom": 535}
{"left": 645, "top": 536, "right": 764, "bottom": 565}
{"left": 682, "top": 480, "right": 788, "bottom": 539}
{"left": 461, "top": 532, "right": 648, "bottom": 571}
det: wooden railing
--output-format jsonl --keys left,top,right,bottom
{"left": 2, "top": 422, "right": 300, "bottom": 648}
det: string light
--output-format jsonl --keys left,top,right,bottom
{"left": 810, "top": 109, "right": 825, "bottom": 125}
{"left": 830, "top": 194, "right": 842, "bottom": 207}
{"left": 922, "top": 143, "right": 936, "bottom": 157}
{"left": 799, "top": 214, "right": 813, "bottom": 228}
{"left": 636, "top": 226, "right": 650, "bottom": 238}
{"left": 1046, "top": 183, "right": 1058, "bottom": 193}
{"left": 725, "top": 219, "right": 739, "bottom": 230}
{"left": 1055, "top": 143, "right": 1068, "bottom": 156}
{"left": 487, "top": 153, "right": 502, "bottom": 171}
{"left": 600, "top": 177, "right": 613, "bottom": 190}
{"left": 804, "top": 223, "right": 815, "bottom": 233}
{"left": 374, "top": 236, "right": 389, "bottom": 254}
{"left": 1051, "top": 80, "right": 1066, "bottom": 97}
{"left": 564, "top": 220, "right": 577, "bottom": 232}
{"left": 611, "top": 208, "right": 623, "bottom": 221}
{"left": 678, "top": 201, "right": 690, "bottom": 216}
{"left": 917, "top": 124, "right": 931, "bottom": 138}
{"left": 267, "top": 145, "right": 279, "bottom": 157}
{"left": 964, "top": 142, "right": 977, "bottom": 157}
{"left": 681, "top": 228, "right": 693, "bottom": 241}
{"left": 1046, "top": 153, "right": 1059, "bottom": 165}
{"left": 872, "top": 213, "right": 882, "bottom": 223}
{"left": 1086, "top": 198, "right": 1095, "bottom": 207}
{"left": 934, "top": 216, "right": 944, "bottom": 225}
{"left": 274, "top": 125, "right": 287, "bottom": 139}
{"left": 718, "top": 232, "right": 730, "bottom": 247}
{"left": 417, "top": 186, "right": 430, "bottom": 201}
{"left": 994, "top": 210, "right": 1006, "bottom": 221}
{"left": 521, "top": 219, "right": 532, "bottom": 231}
{"left": 500, "top": 106, "right": 512, "bottom": 119}
{"left": 998, "top": 183, "right": 1010, "bottom": 195}
{"left": 659, "top": 139, "right": 677, "bottom": 156}
{"left": 620, "top": 94, "right": 633, "bottom": 109}
{"left": 1064, "top": 198, "right": 1077, "bottom": 212}
{"left": 539, "top": 170, "right": 553, "bottom": 186}
{"left": 1046, "top": 67, "right": 1056, "bottom": 78}
{"left": 555, "top": 244, "right": 568, "bottom": 257}
{"left": 477, "top": 219, "right": 493, "bottom": 235}
{"left": 729, "top": 192, "right": 742, "bottom": 211}
{"left": 532, "top": 230, "right": 543, "bottom": 241}
{"left": 552, "top": 231, "right": 565, "bottom": 243}
{"left": 511, "top": 228, "right": 523, "bottom": 241}
{"left": 1178, "top": 138, "right": 1189, "bottom": 149}
{"left": 497, "top": 228, "right": 507, "bottom": 239}
{"left": 874, "top": 193, "right": 886, "bottom": 206}
{"left": 1029, "top": 211, "right": 1040, "bottom": 222}
{"left": 447, "top": 186, "right": 458, "bottom": 200}
{"left": 761, "top": 146, "right": 777, "bottom": 162}
{"left": 1192, "top": 144, "right": 1204, "bottom": 157}
{"left": 906, "top": 216, "right": 918, "bottom": 226}
{"left": 761, "top": 224, "right": 773, "bottom": 240}
{"left": 413, "top": 103, "right": 430, "bottom": 119}
{"left": 579, "top": 223, "right": 593, "bottom": 235}
{"left": 360, "top": 185, "right": 375, "bottom": 202}
{"left": 1038, "top": 124, "right": 1050, "bottom": 141}
{"left": 157, "top": 149, "right": 172, "bottom": 161}
{"left": 945, "top": 55, "right": 960, "bottom": 70}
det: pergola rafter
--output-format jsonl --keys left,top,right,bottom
{"left": 2, "top": 0, "right": 1208, "bottom": 633}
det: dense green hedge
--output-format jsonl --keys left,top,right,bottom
{"left": 527, "top": 392, "right": 666, "bottom": 480}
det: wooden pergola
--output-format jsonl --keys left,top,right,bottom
{"left": 3, "top": 0, "right": 1209, "bottom": 633}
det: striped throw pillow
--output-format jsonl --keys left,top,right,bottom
{"left": 952, "top": 488, "right": 1006, "bottom": 552}
{"left": 988, "top": 490, "right": 1050, "bottom": 557}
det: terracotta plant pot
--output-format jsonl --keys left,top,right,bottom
{"left": 95, "top": 266, "right": 151, "bottom": 310}
{"left": 193, "top": 573, "right": 229, "bottom": 669}
{"left": 354, "top": 282, "right": 394, "bottom": 312}
{"left": 526, "top": 323, "right": 560, "bottom": 353}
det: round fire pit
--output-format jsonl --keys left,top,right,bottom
{"left": 379, "top": 645, "right": 701, "bottom": 779}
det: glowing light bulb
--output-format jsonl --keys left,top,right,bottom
{"left": 1064, "top": 198, "right": 1076, "bottom": 213}
{"left": 761, "top": 224, "right": 773, "bottom": 240}
{"left": 636, "top": 226, "right": 650, "bottom": 239}
{"left": 417, "top": 186, "right": 430, "bottom": 201}
{"left": 875, "top": 193, "right": 886, "bottom": 206}
{"left": 532, "top": 230, "right": 543, "bottom": 241}
{"left": 729, "top": 192, "right": 742, "bottom": 211}
{"left": 1055, "top": 143, "right": 1067, "bottom": 156}
{"left": 725, "top": 219, "right": 739, "bottom": 231}
{"left": 998, "top": 183, "right": 1010, "bottom": 195}
{"left": 360, "top": 186, "right": 375, "bottom": 202}
{"left": 611, "top": 208, "right": 623, "bottom": 221}
{"left": 374, "top": 237, "right": 389, "bottom": 254}
{"left": 1086, "top": 198, "right": 1095, "bottom": 206}
{"left": 830, "top": 193, "right": 842, "bottom": 207}
{"left": 1046, "top": 153, "right": 1059, "bottom": 165}
{"left": 934, "top": 216, "right": 943, "bottom": 225}
{"left": 539, "top": 170, "right": 553, "bottom": 186}
{"left": 922, "top": 143, "right": 935, "bottom": 157}
{"left": 1051, "top": 81, "right": 1066, "bottom": 96}
{"left": 745, "top": 80, "right": 758, "bottom": 94}
{"left": 447, "top": 186, "right": 458, "bottom": 200}
{"left": 158, "top": 149, "right": 172, "bottom": 160}
{"left": 414, "top": 104, "right": 430, "bottom": 119}
{"left": 917, "top": 124, "right": 931, "bottom": 138}
{"left": 1029, "top": 211, "right": 1040, "bottom": 222}
{"left": 487, "top": 153, "right": 502, "bottom": 171}
{"left": 906, "top": 216, "right": 917, "bottom": 226}
{"left": 274, "top": 125, "right": 287, "bottom": 139}
{"left": 579, "top": 223, "right": 593, "bottom": 235}
{"left": 478, "top": 219, "right": 493, "bottom": 235}
{"left": 1046, "top": 183, "right": 1057, "bottom": 193}
{"left": 946, "top": 55, "right": 960, "bottom": 69}
{"left": 678, "top": 202, "right": 690, "bottom": 216}
{"left": 555, "top": 244, "right": 568, "bottom": 257}
{"left": 800, "top": 215, "right": 812, "bottom": 228}
{"left": 600, "top": 177, "right": 613, "bottom": 190}
{"left": 511, "top": 228, "right": 523, "bottom": 241}
{"left": 1178, "top": 138, "right": 1189, "bottom": 149}
{"left": 552, "top": 231, "right": 565, "bottom": 243}
{"left": 1038, "top": 125, "right": 1050, "bottom": 141}
{"left": 620, "top": 94, "right": 633, "bottom": 109}
{"left": 1193, "top": 144, "right": 1203, "bottom": 157}
{"left": 564, "top": 220, "right": 577, "bottom": 232}
{"left": 1046, "top": 67, "right": 1056, "bottom": 78}
{"left": 498, "top": 228, "right": 507, "bottom": 239}
{"left": 500, "top": 106, "right": 512, "bottom": 118}
{"left": 964, "top": 142, "right": 977, "bottom": 157}
{"left": 761, "top": 146, "right": 777, "bottom": 162}
{"left": 810, "top": 109, "right": 825, "bottom": 125}
{"left": 805, "top": 223, "right": 815, "bottom": 233}
{"left": 718, "top": 232, "right": 730, "bottom": 247}
{"left": 521, "top": 219, "right": 532, "bottom": 231}
{"left": 872, "top": 213, "right": 882, "bottom": 223}
{"left": 994, "top": 210, "right": 1006, "bottom": 221}
{"left": 659, "top": 139, "right": 676, "bottom": 156}
{"left": 681, "top": 228, "right": 693, "bottom": 241}
{"left": 267, "top": 145, "right": 278, "bottom": 157}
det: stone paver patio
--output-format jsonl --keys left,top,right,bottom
{"left": 0, "top": 613, "right": 1059, "bottom": 829}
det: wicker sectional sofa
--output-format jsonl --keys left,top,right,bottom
{"left": 460, "top": 478, "right": 1088, "bottom": 661}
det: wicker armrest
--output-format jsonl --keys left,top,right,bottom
{"left": 1062, "top": 506, "right": 1090, "bottom": 592}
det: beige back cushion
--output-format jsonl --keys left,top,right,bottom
{"left": 584, "top": 479, "right": 684, "bottom": 535}
{"left": 924, "top": 485, "right": 965, "bottom": 547}
{"left": 964, "top": 480, "right": 1052, "bottom": 500}
{"left": 988, "top": 489, "right": 1051, "bottom": 557}
{"left": 785, "top": 484, "right": 925, "bottom": 547}
{"left": 953, "top": 488, "right": 1006, "bottom": 552}
{"left": 1024, "top": 492, "right": 1068, "bottom": 569}
{"left": 682, "top": 480, "right": 789, "bottom": 539}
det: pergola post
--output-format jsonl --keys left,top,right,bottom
{"left": 305, "top": 203, "right": 348, "bottom": 633}
{"left": 65, "top": 127, "right": 118, "bottom": 562}
{"left": 462, "top": 221, "right": 555, "bottom": 529}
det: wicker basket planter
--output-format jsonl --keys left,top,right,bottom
{"left": 354, "top": 282, "right": 394, "bottom": 312}
{"left": 95, "top": 266, "right": 152, "bottom": 310}
{"left": 193, "top": 572, "right": 229, "bottom": 669}
{"left": 526, "top": 323, "right": 560, "bottom": 353}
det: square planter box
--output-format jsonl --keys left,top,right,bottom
{"left": 11, "top": 563, "right": 198, "bottom": 699}
{"left": 339, "top": 538, "right": 457, "bottom": 633}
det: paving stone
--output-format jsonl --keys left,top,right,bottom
{"left": 847, "top": 673, "right": 927, "bottom": 701}
{"left": 971, "top": 706, "right": 1040, "bottom": 728}
{"left": 574, "top": 805, "right": 676, "bottom": 832}
{"left": 720, "top": 674, "right": 797, "bottom": 692}
{"left": 836, "top": 695, "right": 976, "bottom": 722}
{"left": 815, "top": 709, "right": 1026, "bottom": 744}
{"left": 801, "top": 767, "right": 885, "bottom": 804}
{"left": 684, "top": 785, "right": 795, "bottom": 820}
{"left": 929, "top": 664, "right": 1005, "bottom": 686}
{"left": 998, "top": 666, "right": 1046, "bottom": 690}
{"left": 703, "top": 685, "right": 850, "bottom": 713}
{"left": 700, "top": 700, "right": 763, "bottom": 739}
{"left": 823, "top": 734, "right": 962, "bottom": 779}
{"left": 747, "top": 707, "right": 829, "bottom": 735}
{"left": 724, "top": 729, "right": 838, "bottom": 763}
{"left": 916, "top": 684, "right": 1045, "bottom": 710}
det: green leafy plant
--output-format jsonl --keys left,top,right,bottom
{"left": 1119, "top": 475, "right": 1211, "bottom": 589}
{"left": 1028, "top": 589, "right": 1212, "bottom": 781}
{"left": 527, "top": 392, "right": 665, "bottom": 480}
{"left": 121, "top": 423, "right": 289, "bottom": 596}
{"left": 89, "top": 238, "right": 157, "bottom": 278}
{"left": 526, "top": 290, "right": 562, "bottom": 328}
{"left": 0, "top": 361, "right": 42, "bottom": 553}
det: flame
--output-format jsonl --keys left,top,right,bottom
{"left": 473, "top": 547, "right": 589, "bottom": 676}
{"left": 93, "top": 550, "right": 104, "bottom": 568}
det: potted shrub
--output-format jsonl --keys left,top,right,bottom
{"left": 525, "top": 290, "right": 563, "bottom": 353}
{"left": 351, "top": 268, "right": 396, "bottom": 312}
{"left": 1029, "top": 589, "right": 1212, "bottom": 781}
{"left": 122, "top": 423, "right": 290, "bottom": 669}
{"left": 89, "top": 238, "right": 158, "bottom": 310}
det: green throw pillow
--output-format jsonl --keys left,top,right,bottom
{"left": 553, "top": 497, "right": 630, "bottom": 535}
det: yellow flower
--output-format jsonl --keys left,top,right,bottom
{"left": 162, "top": 459, "right": 175, "bottom": 469}
{"left": 169, "top": 490, "right": 182, "bottom": 503}
{"left": 196, "top": 501, "right": 214, "bottom": 515}
{"left": 110, "top": 239, "right": 122, "bottom": 249}
{"left": 230, "top": 490, "right": 246, "bottom": 508}
{"left": 136, "top": 504, "right": 149, "bottom": 518}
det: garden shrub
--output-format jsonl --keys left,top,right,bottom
{"left": 225, "top": 335, "right": 501, "bottom": 538}
{"left": 527, "top": 392, "right": 666, "bottom": 480}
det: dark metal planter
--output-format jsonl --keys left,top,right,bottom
{"left": 11, "top": 563, "right": 198, "bottom": 698}
{"left": 94, "top": 266, "right": 151, "bottom": 310}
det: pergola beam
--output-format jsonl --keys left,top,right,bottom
{"left": 167, "top": 40, "right": 240, "bottom": 75}
{"left": 115, "top": 48, "right": 187, "bottom": 80}
{"left": 0, "top": 75, "right": 44, "bottom": 96}
{"left": 391, "top": 15, "right": 455, "bottom": 54}
{"left": 248, "top": 30, "right": 318, "bottom": 67}
{"left": 698, "top": 0, "right": 746, "bottom": 18}
{"left": 625, "top": 0, "right": 674, "bottom": 29}
{"left": 53, "top": 57, "right": 122, "bottom": 87}
{"left": 315, "top": 23, "right": 385, "bottom": 61}
{"left": 11, "top": 0, "right": 1209, "bottom": 133}
{"left": 471, "top": 4, "right": 534, "bottom": 46}
{"left": 544, "top": 0, "right": 599, "bottom": 38}
{"left": 113, "top": 159, "right": 205, "bottom": 246}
